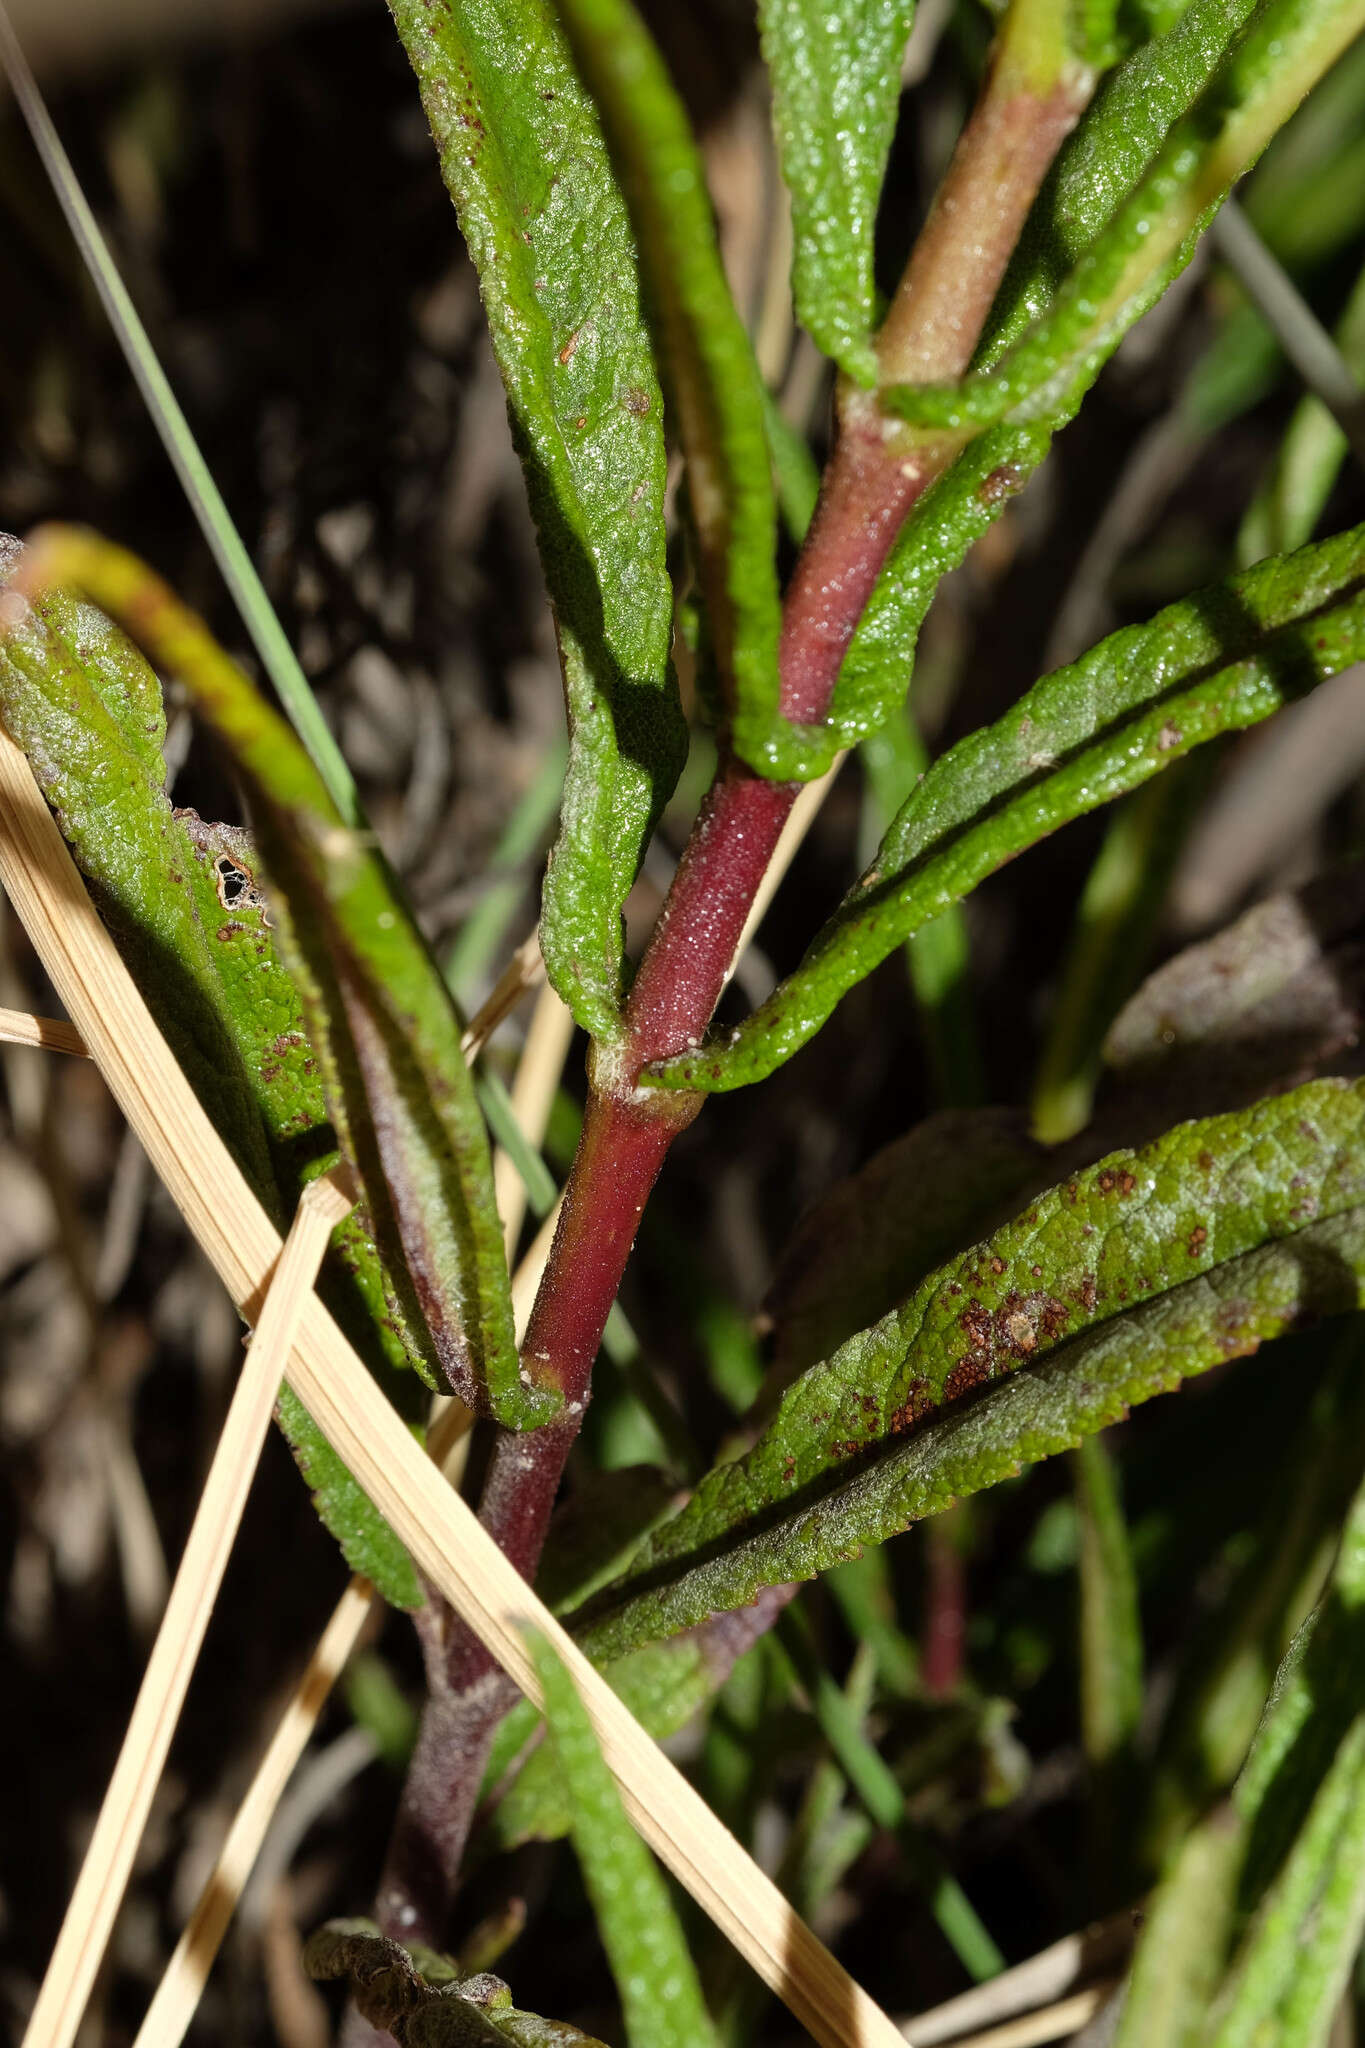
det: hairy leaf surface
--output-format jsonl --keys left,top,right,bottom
{"left": 0, "top": 535, "right": 421, "bottom": 1604}
{"left": 18, "top": 530, "right": 544, "bottom": 1430}
{"left": 552, "top": 0, "right": 785, "bottom": 781}
{"left": 759, "top": 0, "right": 916, "bottom": 384}
{"left": 654, "top": 521, "right": 1365, "bottom": 1092}
{"left": 581, "top": 1080, "right": 1365, "bottom": 1657}
{"left": 387, "top": 0, "right": 684, "bottom": 1039}
{"left": 795, "top": 0, "right": 1352, "bottom": 787}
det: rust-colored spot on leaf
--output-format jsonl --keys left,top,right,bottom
{"left": 942, "top": 1354, "right": 992, "bottom": 1403}
{"left": 1188, "top": 1224, "right": 1208, "bottom": 1256}
{"left": 959, "top": 1303, "right": 992, "bottom": 1351}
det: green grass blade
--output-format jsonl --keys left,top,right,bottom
{"left": 0, "top": 1, "right": 360, "bottom": 828}
{"left": 653, "top": 519, "right": 1365, "bottom": 1095}
{"left": 1076, "top": 1431, "right": 1144, "bottom": 1893}
{"left": 527, "top": 1632, "right": 721, "bottom": 2048}
{"left": 1031, "top": 766, "right": 1198, "bottom": 1144}
{"left": 773, "top": 1606, "right": 1005, "bottom": 1981}
{"left": 1239, "top": 250, "right": 1365, "bottom": 564}
{"left": 861, "top": 704, "right": 983, "bottom": 1109}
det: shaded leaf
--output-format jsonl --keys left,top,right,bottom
{"left": 16, "top": 528, "right": 543, "bottom": 1430}
{"left": 1113, "top": 1805, "right": 1244, "bottom": 2048}
{"left": 759, "top": 0, "right": 916, "bottom": 385}
{"left": 1151, "top": 1347, "right": 1365, "bottom": 1839}
{"left": 528, "top": 1632, "right": 721, "bottom": 2048}
{"left": 764, "top": 1107, "right": 1045, "bottom": 1380}
{"left": 1127, "top": 1456, "right": 1365, "bottom": 2047}
{"left": 551, "top": 0, "right": 785, "bottom": 781}
{"left": 579, "top": 1078, "right": 1365, "bottom": 1657}
{"left": 1105, "top": 860, "right": 1365, "bottom": 1099}
{"left": 304, "top": 1921, "right": 608, "bottom": 2047}
{"left": 386, "top": 0, "right": 684, "bottom": 1039}
{"left": 0, "top": 534, "right": 421, "bottom": 1605}
{"left": 653, "top": 522, "right": 1365, "bottom": 1093}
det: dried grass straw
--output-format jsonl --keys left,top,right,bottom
{"left": 0, "top": 723, "right": 908, "bottom": 2048}
{"left": 19, "top": 1165, "right": 354, "bottom": 2048}
{"left": 131, "top": 1576, "right": 377, "bottom": 2048}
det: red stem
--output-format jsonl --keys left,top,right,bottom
{"left": 373, "top": 49, "right": 1093, "bottom": 1949}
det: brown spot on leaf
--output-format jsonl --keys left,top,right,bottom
{"left": 1188, "top": 1224, "right": 1208, "bottom": 1256}
{"left": 959, "top": 1303, "right": 992, "bottom": 1351}
{"left": 977, "top": 462, "right": 1026, "bottom": 506}
{"left": 942, "top": 1354, "right": 992, "bottom": 1403}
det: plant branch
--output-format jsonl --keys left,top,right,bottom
{"left": 373, "top": 23, "right": 1096, "bottom": 1947}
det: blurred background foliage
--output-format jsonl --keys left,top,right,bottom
{"left": 2, "top": 0, "right": 1365, "bottom": 2040}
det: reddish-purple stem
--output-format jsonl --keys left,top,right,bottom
{"left": 373, "top": 53, "right": 1092, "bottom": 1949}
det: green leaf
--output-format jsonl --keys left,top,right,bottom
{"left": 0, "top": 533, "right": 421, "bottom": 1605}
{"left": 1150, "top": 1351, "right": 1365, "bottom": 1847}
{"left": 20, "top": 528, "right": 546, "bottom": 1431}
{"left": 652, "top": 520, "right": 1365, "bottom": 1094}
{"left": 578, "top": 1078, "right": 1365, "bottom": 1658}
{"left": 759, "top": 0, "right": 916, "bottom": 385}
{"left": 776, "top": 0, "right": 1283, "bottom": 788}
{"left": 883, "top": 0, "right": 1365, "bottom": 441}
{"left": 386, "top": 0, "right": 684, "bottom": 1041}
{"left": 550, "top": 0, "right": 787, "bottom": 783}
{"left": 304, "top": 1920, "right": 609, "bottom": 2046}
{"left": 1210, "top": 1720, "right": 1365, "bottom": 2047}
{"left": 528, "top": 1633, "right": 721, "bottom": 2048}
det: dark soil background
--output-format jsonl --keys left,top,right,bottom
{"left": 3, "top": 3, "right": 1365, "bottom": 2043}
